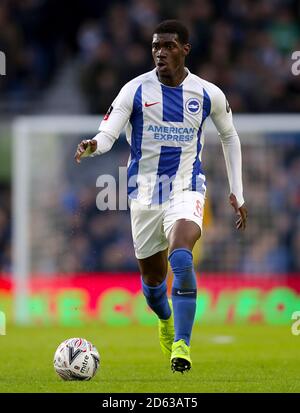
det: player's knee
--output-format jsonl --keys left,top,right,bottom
{"left": 168, "top": 248, "right": 193, "bottom": 272}
{"left": 141, "top": 277, "right": 167, "bottom": 301}
{"left": 141, "top": 274, "right": 166, "bottom": 287}
{"left": 168, "top": 248, "right": 196, "bottom": 289}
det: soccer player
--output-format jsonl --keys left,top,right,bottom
{"left": 75, "top": 20, "right": 248, "bottom": 373}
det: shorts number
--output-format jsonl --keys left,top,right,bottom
{"left": 194, "top": 200, "right": 202, "bottom": 218}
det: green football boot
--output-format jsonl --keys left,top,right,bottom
{"left": 170, "top": 339, "right": 192, "bottom": 373}
{"left": 158, "top": 300, "right": 174, "bottom": 357}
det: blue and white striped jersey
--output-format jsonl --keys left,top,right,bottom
{"left": 96, "top": 68, "right": 244, "bottom": 206}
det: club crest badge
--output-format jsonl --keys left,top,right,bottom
{"left": 185, "top": 98, "right": 201, "bottom": 115}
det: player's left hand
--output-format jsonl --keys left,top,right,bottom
{"left": 229, "top": 193, "right": 248, "bottom": 230}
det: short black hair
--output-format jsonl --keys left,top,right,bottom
{"left": 153, "top": 20, "right": 189, "bottom": 44}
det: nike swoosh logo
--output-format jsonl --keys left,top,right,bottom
{"left": 177, "top": 291, "right": 194, "bottom": 295}
{"left": 145, "top": 101, "right": 160, "bottom": 107}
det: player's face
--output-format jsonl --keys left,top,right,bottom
{"left": 152, "top": 33, "right": 190, "bottom": 77}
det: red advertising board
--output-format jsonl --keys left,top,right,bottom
{"left": 0, "top": 273, "right": 300, "bottom": 325}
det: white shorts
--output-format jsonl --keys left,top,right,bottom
{"left": 130, "top": 191, "right": 205, "bottom": 259}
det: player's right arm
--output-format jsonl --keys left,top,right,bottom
{"left": 75, "top": 83, "right": 134, "bottom": 163}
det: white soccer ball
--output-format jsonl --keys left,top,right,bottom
{"left": 53, "top": 337, "right": 100, "bottom": 381}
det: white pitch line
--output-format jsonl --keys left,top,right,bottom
{"left": 210, "top": 335, "right": 235, "bottom": 344}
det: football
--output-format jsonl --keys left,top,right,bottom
{"left": 53, "top": 338, "right": 100, "bottom": 381}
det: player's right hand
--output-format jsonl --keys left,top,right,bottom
{"left": 74, "top": 139, "right": 97, "bottom": 163}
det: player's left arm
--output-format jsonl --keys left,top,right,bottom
{"left": 210, "top": 88, "right": 248, "bottom": 230}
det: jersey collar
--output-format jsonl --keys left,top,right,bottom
{"left": 152, "top": 67, "right": 191, "bottom": 88}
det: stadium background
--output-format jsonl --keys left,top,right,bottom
{"left": 0, "top": 0, "right": 300, "bottom": 393}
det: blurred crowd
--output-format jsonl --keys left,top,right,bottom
{"left": 1, "top": 0, "right": 300, "bottom": 113}
{"left": 0, "top": 134, "right": 299, "bottom": 275}
{"left": 201, "top": 133, "right": 300, "bottom": 274}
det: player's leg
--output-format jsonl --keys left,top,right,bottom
{"left": 130, "top": 201, "right": 174, "bottom": 355}
{"left": 168, "top": 220, "right": 200, "bottom": 371}
{"left": 164, "top": 192, "right": 204, "bottom": 372}
{"left": 138, "top": 249, "right": 170, "bottom": 319}
{"left": 138, "top": 250, "right": 175, "bottom": 357}
{"left": 138, "top": 249, "right": 168, "bottom": 286}
{"left": 168, "top": 219, "right": 200, "bottom": 343}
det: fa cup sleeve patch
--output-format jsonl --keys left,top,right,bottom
{"left": 104, "top": 105, "right": 113, "bottom": 120}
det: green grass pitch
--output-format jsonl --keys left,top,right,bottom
{"left": 1, "top": 323, "right": 299, "bottom": 393}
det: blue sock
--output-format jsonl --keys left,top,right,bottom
{"left": 141, "top": 278, "right": 171, "bottom": 320}
{"left": 169, "top": 248, "right": 197, "bottom": 346}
